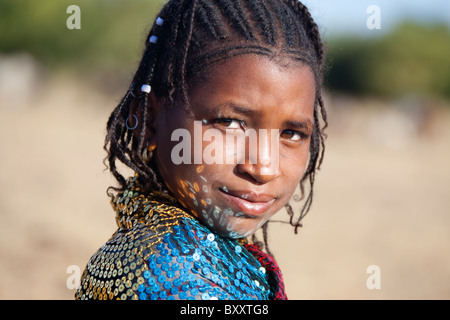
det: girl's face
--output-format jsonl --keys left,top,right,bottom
{"left": 154, "top": 54, "right": 316, "bottom": 238}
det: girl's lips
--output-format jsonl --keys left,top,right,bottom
{"left": 219, "top": 187, "right": 276, "bottom": 217}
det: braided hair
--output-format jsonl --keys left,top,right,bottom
{"left": 104, "top": 0, "right": 328, "bottom": 239}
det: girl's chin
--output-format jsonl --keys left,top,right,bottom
{"left": 195, "top": 215, "right": 266, "bottom": 239}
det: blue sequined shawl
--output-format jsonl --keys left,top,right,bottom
{"left": 76, "top": 175, "right": 276, "bottom": 300}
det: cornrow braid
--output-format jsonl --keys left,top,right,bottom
{"left": 274, "top": 0, "right": 328, "bottom": 233}
{"left": 286, "top": 0, "right": 325, "bottom": 68}
{"left": 104, "top": 13, "right": 168, "bottom": 197}
{"left": 195, "top": 1, "right": 227, "bottom": 40}
{"left": 179, "top": 0, "right": 198, "bottom": 106}
{"left": 187, "top": 44, "right": 274, "bottom": 78}
{"left": 104, "top": 0, "right": 328, "bottom": 252}
{"left": 135, "top": 19, "right": 165, "bottom": 182}
{"left": 216, "top": 0, "right": 255, "bottom": 40}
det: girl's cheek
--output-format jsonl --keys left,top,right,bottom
{"left": 169, "top": 166, "right": 221, "bottom": 215}
{"left": 283, "top": 147, "right": 310, "bottom": 179}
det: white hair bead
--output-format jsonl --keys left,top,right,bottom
{"left": 141, "top": 84, "right": 151, "bottom": 93}
{"left": 156, "top": 17, "right": 164, "bottom": 26}
{"left": 149, "top": 35, "right": 158, "bottom": 44}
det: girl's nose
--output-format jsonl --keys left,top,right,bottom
{"left": 236, "top": 130, "right": 280, "bottom": 184}
{"left": 236, "top": 161, "right": 280, "bottom": 184}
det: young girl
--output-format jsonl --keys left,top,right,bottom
{"left": 76, "top": 0, "right": 327, "bottom": 300}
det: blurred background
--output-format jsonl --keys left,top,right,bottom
{"left": 0, "top": 0, "right": 449, "bottom": 299}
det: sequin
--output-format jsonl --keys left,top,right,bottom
{"left": 163, "top": 281, "right": 172, "bottom": 289}
{"left": 157, "top": 275, "right": 165, "bottom": 283}
{"left": 181, "top": 246, "right": 189, "bottom": 254}
{"left": 156, "top": 256, "right": 164, "bottom": 264}
{"left": 181, "top": 284, "right": 189, "bottom": 292}
{"left": 202, "top": 293, "right": 210, "bottom": 300}
{"left": 191, "top": 288, "right": 199, "bottom": 296}
{"left": 153, "top": 268, "right": 162, "bottom": 276}
{"left": 171, "top": 263, "right": 180, "bottom": 271}
{"left": 161, "top": 263, "right": 170, "bottom": 271}
{"left": 188, "top": 274, "right": 196, "bottom": 282}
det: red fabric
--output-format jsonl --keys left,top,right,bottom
{"left": 244, "top": 244, "right": 288, "bottom": 300}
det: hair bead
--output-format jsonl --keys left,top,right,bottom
{"left": 141, "top": 84, "right": 151, "bottom": 93}
{"left": 149, "top": 35, "right": 158, "bottom": 44}
{"left": 156, "top": 17, "right": 164, "bottom": 26}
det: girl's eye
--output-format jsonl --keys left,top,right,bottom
{"left": 214, "top": 118, "right": 244, "bottom": 130}
{"left": 281, "top": 130, "right": 309, "bottom": 142}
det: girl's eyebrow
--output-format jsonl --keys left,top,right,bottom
{"left": 214, "top": 101, "right": 314, "bottom": 130}
{"left": 284, "top": 119, "right": 314, "bottom": 131}
{"left": 217, "top": 102, "right": 256, "bottom": 116}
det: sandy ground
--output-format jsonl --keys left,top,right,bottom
{"left": 1, "top": 74, "right": 449, "bottom": 300}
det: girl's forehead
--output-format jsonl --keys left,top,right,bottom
{"left": 181, "top": 54, "right": 316, "bottom": 124}
{"left": 188, "top": 54, "right": 315, "bottom": 98}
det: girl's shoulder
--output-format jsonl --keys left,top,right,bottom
{"left": 76, "top": 206, "right": 271, "bottom": 300}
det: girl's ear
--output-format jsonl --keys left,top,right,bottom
{"left": 128, "top": 90, "right": 161, "bottom": 145}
